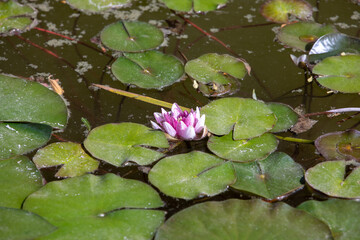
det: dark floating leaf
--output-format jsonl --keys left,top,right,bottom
{"left": 290, "top": 106, "right": 318, "bottom": 134}
{"left": 267, "top": 103, "right": 298, "bottom": 133}
{"left": 66, "top": 0, "right": 130, "bottom": 13}
{"left": 159, "top": 0, "right": 228, "bottom": 12}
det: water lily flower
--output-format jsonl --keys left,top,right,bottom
{"left": 151, "top": 103, "right": 207, "bottom": 141}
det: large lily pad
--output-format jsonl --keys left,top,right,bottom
{"left": 101, "top": 21, "right": 164, "bottom": 52}
{"left": 0, "top": 207, "right": 56, "bottom": 240}
{"left": 83, "top": 123, "right": 169, "bottom": 167}
{"left": 277, "top": 22, "right": 337, "bottom": 51}
{"left": 159, "top": 0, "right": 228, "bottom": 12}
{"left": 23, "top": 174, "right": 165, "bottom": 240}
{"left": 155, "top": 199, "right": 332, "bottom": 240}
{"left": 0, "top": 74, "right": 68, "bottom": 129}
{"left": 201, "top": 98, "right": 276, "bottom": 140}
{"left": 148, "top": 151, "right": 235, "bottom": 200}
{"left": 231, "top": 152, "right": 304, "bottom": 200}
{"left": 260, "top": 0, "right": 313, "bottom": 23}
{"left": 267, "top": 103, "right": 298, "bottom": 132}
{"left": 66, "top": 0, "right": 130, "bottom": 13}
{"left": 315, "top": 130, "right": 360, "bottom": 161}
{"left": 305, "top": 160, "right": 360, "bottom": 199}
{"left": 0, "top": 155, "right": 42, "bottom": 208}
{"left": 33, "top": 142, "right": 99, "bottom": 178}
{"left": 207, "top": 133, "right": 278, "bottom": 162}
{"left": 111, "top": 51, "right": 184, "bottom": 89}
{"left": 298, "top": 199, "right": 360, "bottom": 240}
{"left": 312, "top": 55, "right": 360, "bottom": 93}
{"left": 0, "top": 122, "right": 52, "bottom": 160}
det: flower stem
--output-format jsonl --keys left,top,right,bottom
{"left": 275, "top": 135, "right": 314, "bottom": 144}
{"left": 304, "top": 107, "right": 360, "bottom": 117}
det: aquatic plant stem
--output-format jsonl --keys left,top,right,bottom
{"left": 304, "top": 108, "right": 360, "bottom": 117}
{"left": 275, "top": 135, "right": 314, "bottom": 144}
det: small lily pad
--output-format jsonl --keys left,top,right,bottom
{"left": 298, "top": 199, "right": 360, "bottom": 240}
{"left": 260, "top": 0, "right": 313, "bottom": 23}
{"left": 201, "top": 98, "right": 276, "bottom": 140}
{"left": 101, "top": 21, "right": 164, "bottom": 52}
{"left": 231, "top": 152, "right": 304, "bottom": 200}
{"left": 33, "top": 142, "right": 99, "bottom": 178}
{"left": 148, "top": 151, "right": 235, "bottom": 200}
{"left": 312, "top": 55, "right": 360, "bottom": 93}
{"left": 207, "top": 133, "right": 278, "bottom": 162}
{"left": 267, "top": 103, "right": 298, "bottom": 133}
{"left": 155, "top": 199, "right": 332, "bottom": 240}
{"left": 111, "top": 51, "right": 184, "bottom": 89}
{"left": 277, "top": 22, "right": 337, "bottom": 51}
{"left": 84, "top": 123, "right": 169, "bottom": 167}
{"left": 66, "top": 0, "right": 130, "bottom": 13}
{"left": 305, "top": 160, "right": 360, "bottom": 199}
{"left": 0, "top": 155, "right": 42, "bottom": 208}
{"left": 159, "top": 0, "right": 228, "bottom": 12}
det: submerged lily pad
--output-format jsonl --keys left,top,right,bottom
{"left": 33, "top": 142, "right": 99, "bottom": 178}
{"left": 312, "top": 55, "right": 360, "bottom": 93}
{"left": 0, "top": 122, "right": 52, "bottom": 160}
{"left": 0, "top": 74, "right": 68, "bottom": 129}
{"left": 23, "top": 174, "right": 165, "bottom": 240}
{"left": 66, "top": 0, "right": 130, "bottom": 12}
{"left": 208, "top": 133, "right": 278, "bottom": 162}
{"left": 84, "top": 123, "right": 169, "bottom": 167}
{"left": 305, "top": 160, "right": 360, "bottom": 199}
{"left": 155, "top": 199, "right": 332, "bottom": 240}
{"left": 260, "top": 0, "right": 313, "bottom": 23}
{"left": 315, "top": 130, "right": 360, "bottom": 161}
{"left": 101, "top": 21, "right": 164, "bottom": 52}
{"left": 112, "top": 51, "right": 184, "bottom": 89}
{"left": 267, "top": 103, "right": 298, "bottom": 132}
{"left": 148, "top": 151, "right": 235, "bottom": 200}
{"left": 0, "top": 155, "right": 42, "bottom": 208}
{"left": 201, "top": 98, "right": 276, "bottom": 140}
{"left": 277, "top": 22, "right": 337, "bottom": 51}
{"left": 159, "top": 0, "right": 228, "bottom": 12}
{"left": 231, "top": 152, "right": 304, "bottom": 200}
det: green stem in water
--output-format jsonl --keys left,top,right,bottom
{"left": 275, "top": 135, "right": 314, "bottom": 144}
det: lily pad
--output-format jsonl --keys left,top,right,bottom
{"left": 0, "top": 207, "right": 56, "bottom": 240}
{"left": 231, "top": 152, "right": 304, "bottom": 200}
{"left": 0, "top": 0, "right": 37, "bottom": 36}
{"left": 0, "top": 155, "right": 42, "bottom": 208}
{"left": 148, "top": 151, "right": 235, "bottom": 200}
{"left": 305, "top": 160, "right": 360, "bottom": 199}
{"left": 277, "top": 22, "right": 337, "bottom": 51}
{"left": 260, "top": 0, "right": 313, "bottom": 23}
{"left": 0, "top": 122, "right": 52, "bottom": 160}
{"left": 159, "top": 0, "right": 228, "bottom": 12}
{"left": 315, "top": 130, "right": 360, "bottom": 161}
{"left": 267, "top": 103, "right": 298, "bottom": 132}
{"left": 201, "top": 98, "right": 276, "bottom": 140}
{"left": 23, "top": 174, "right": 165, "bottom": 240}
{"left": 33, "top": 142, "right": 99, "bottom": 178}
{"left": 312, "top": 55, "right": 360, "bottom": 93}
{"left": 207, "top": 133, "right": 278, "bottom": 162}
{"left": 111, "top": 51, "right": 184, "bottom": 89}
{"left": 101, "top": 21, "right": 164, "bottom": 52}
{"left": 155, "top": 199, "right": 332, "bottom": 240}
{"left": 83, "top": 123, "right": 169, "bottom": 167}
{"left": 66, "top": 0, "right": 130, "bottom": 13}
{"left": 0, "top": 74, "right": 68, "bottom": 129}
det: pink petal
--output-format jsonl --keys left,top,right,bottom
{"left": 154, "top": 112, "right": 163, "bottom": 123}
{"left": 151, "top": 121, "right": 162, "bottom": 130}
{"left": 183, "top": 112, "right": 195, "bottom": 127}
{"left": 163, "top": 122, "right": 177, "bottom": 137}
{"left": 178, "top": 125, "right": 196, "bottom": 140}
{"left": 194, "top": 114, "right": 205, "bottom": 133}
{"left": 171, "top": 103, "right": 183, "bottom": 119}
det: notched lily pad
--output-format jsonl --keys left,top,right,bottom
{"left": 66, "top": 0, "right": 130, "bottom": 13}
{"left": 33, "top": 142, "right": 99, "bottom": 178}
{"left": 159, "top": 0, "right": 228, "bottom": 12}
{"left": 84, "top": 123, "right": 169, "bottom": 167}
{"left": 267, "top": 103, "right": 298, "bottom": 132}
{"left": 112, "top": 51, "right": 184, "bottom": 89}
{"left": 148, "top": 151, "right": 236, "bottom": 200}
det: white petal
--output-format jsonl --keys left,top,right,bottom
{"left": 178, "top": 125, "right": 196, "bottom": 140}
{"left": 194, "top": 114, "right": 205, "bottom": 133}
{"left": 163, "top": 122, "right": 177, "bottom": 137}
{"left": 171, "top": 103, "right": 182, "bottom": 118}
{"left": 195, "top": 107, "right": 201, "bottom": 119}
{"left": 154, "top": 112, "right": 163, "bottom": 123}
{"left": 151, "top": 121, "right": 162, "bottom": 130}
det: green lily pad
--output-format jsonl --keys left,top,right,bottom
{"left": 148, "top": 151, "right": 235, "bottom": 200}
{"left": 155, "top": 199, "right": 332, "bottom": 240}
{"left": 66, "top": 0, "right": 130, "bottom": 13}
{"left": 0, "top": 74, "right": 68, "bottom": 129}
{"left": 207, "top": 133, "right": 278, "bottom": 162}
{"left": 277, "top": 22, "right": 337, "bottom": 51}
{"left": 0, "top": 0, "right": 37, "bottom": 36}
{"left": 305, "top": 160, "right": 360, "bottom": 199}
{"left": 23, "top": 174, "right": 165, "bottom": 240}
{"left": 312, "top": 55, "right": 360, "bottom": 93}
{"left": 298, "top": 199, "right": 360, "bottom": 240}
{"left": 231, "top": 152, "right": 304, "bottom": 200}
{"left": 315, "top": 130, "right": 360, "bottom": 161}
{"left": 260, "top": 0, "right": 313, "bottom": 23}
{"left": 111, "top": 51, "right": 184, "bottom": 89}
{"left": 0, "top": 123, "right": 52, "bottom": 160}
{"left": 267, "top": 103, "right": 298, "bottom": 132}
{"left": 83, "top": 123, "right": 169, "bottom": 167}
{"left": 159, "top": 0, "right": 228, "bottom": 12}
{"left": 201, "top": 98, "right": 276, "bottom": 140}
{"left": 33, "top": 142, "right": 99, "bottom": 178}
{"left": 101, "top": 21, "right": 164, "bottom": 52}
{"left": 0, "top": 155, "right": 42, "bottom": 208}
{"left": 0, "top": 207, "right": 56, "bottom": 240}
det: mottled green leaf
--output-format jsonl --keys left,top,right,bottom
{"left": 159, "top": 0, "right": 228, "bottom": 12}
{"left": 66, "top": 0, "right": 130, "bottom": 12}
{"left": 267, "top": 103, "right": 298, "bottom": 132}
